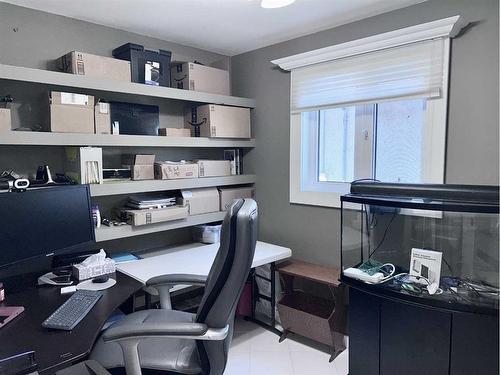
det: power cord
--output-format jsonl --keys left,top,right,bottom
{"left": 368, "top": 211, "right": 397, "bottom": 258}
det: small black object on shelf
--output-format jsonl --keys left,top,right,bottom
{"left": 113, "top": 43, "right": 172, "bottom": 87}
{"left": 110, "top": 102, "right": 159, "bottom": 136}
{"left": 187, "top": 107, "right": 206, "bottom": 137}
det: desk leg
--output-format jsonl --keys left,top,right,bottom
{"left": 251, "top": 268, "right": 256, "bottom": 321}
{"left": 145, "top": 292, "right": 151, "bottom": 310}
{"left": 270, "top": 262, "right": 276, "bottom": 329}
{"left": 245, "top": 262, "right": 282, "bottom": 336}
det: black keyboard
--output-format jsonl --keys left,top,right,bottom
{"left": 42, "top": 290, "right": 103, "bottom": 331}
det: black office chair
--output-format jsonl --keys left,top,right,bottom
{"left": 89, "top": 199, "right": 258, "bottom": 375}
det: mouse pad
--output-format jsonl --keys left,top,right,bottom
{"left": 76, "top": 278, "right": 116, "bottom": 291}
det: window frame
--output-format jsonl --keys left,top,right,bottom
{"left": 289, "top": 37, "right": 450, "bottom": 209}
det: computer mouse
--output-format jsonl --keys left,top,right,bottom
{"left": 92, "top": 276, "right": 110, "bottom": 284}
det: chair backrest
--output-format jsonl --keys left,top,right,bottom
{"left": 195, "top": 198, "right": 258, "bottom": 375}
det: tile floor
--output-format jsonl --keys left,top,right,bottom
{"left": 226, "top": 318, "right": 349, "bottom": 375}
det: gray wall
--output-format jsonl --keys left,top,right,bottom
{"left": 231, "top": 0, "right": 499, "bottom": 267}
{"left": 0, "top": 2, "right": 232, "bottom": 256}
{"left": 0, "top": 2, "right": 228, "bottom": 69}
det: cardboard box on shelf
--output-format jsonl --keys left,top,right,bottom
{"left": 219, "top": 186, "right": 256, "bottom": 211}
{"left": 122, "top": 205, "right": 189, "bottom": 226}
{"left": 49, "top": 92, "right": 94, "bottom": 133}
{"left": 185, "top": 105, "right": 250, "bottom": 138}
{"left": 56, "top": 51, "right": 131, "bottom": 82}
{"left": 155, "top": 161, "right": 199, "bottom": 180}
{"left": 178, "top": 188, "right": 220, "bottom": 216}
{"left": 64, "top": 147, "right": 103, "bottom": 184}
{"left": 158, "top": 128, "right": 191, "bottom": 137}
{"left": 197, "top": 160, "right": 231, "bottom": 178}
{"left": 171, "top": 62, "right": 230, "bottom": 95}
{"left": 94, "top": 101, "right": 111, "bottom": 134}
{"left": 0, "top": 109, "right": 11, "bottom": 132}
{"left": 122, "top": 154, "right": 155, "bottom": 180}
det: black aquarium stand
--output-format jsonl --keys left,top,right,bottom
{"left": 344, "top": 280, "right": 499, "bottom": 375}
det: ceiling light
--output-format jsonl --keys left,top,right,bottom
{"left": 261, "top": 0, "right": 296, "bottom": 9}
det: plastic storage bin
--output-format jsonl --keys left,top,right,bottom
{"left": 192, "top": 223, "right": 222, "bottom": 244}
{"left": 112, "top": 43, "right": 171, "bottom": 87}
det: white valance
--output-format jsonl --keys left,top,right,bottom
{"left": 290, "top": 38, "right": 446, "bottom": 112}
{"left": 272, "top": 16, "right": 461, "bottom": 113}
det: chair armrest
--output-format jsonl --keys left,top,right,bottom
{"left": 103, "top": 322, "right": 229, "bottom": 342}
{"left": 146, "top": 274, "right": 207, "bottom": 287}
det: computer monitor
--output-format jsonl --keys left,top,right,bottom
{"left": 0, "top": 185, "right": 95, "bottom": 268}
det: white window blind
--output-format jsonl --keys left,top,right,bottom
{"left": 291, "top": 38, "right": 446, "bottom": 113}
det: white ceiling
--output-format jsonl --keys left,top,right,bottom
{"left": 2, "top": 0, "right": 427, "bottom": 56}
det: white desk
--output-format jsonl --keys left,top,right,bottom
{"left": 117, "top": 241, "right": 292, "bottom": 285}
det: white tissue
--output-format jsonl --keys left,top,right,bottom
{"left": 81, "top": 249, "right": 107, "bottom": 266}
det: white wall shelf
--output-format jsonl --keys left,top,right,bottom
{"left": 0, "top": 64, "right": 256, "bottom": 108}
{"left": 95, "top": 211, "right": 226, "bottom": 242}
{"left": 90, "top": 175, "right": 256, "bottom": 196}
{"left": 0, "top": 131, "right": 256, "bottom": 148}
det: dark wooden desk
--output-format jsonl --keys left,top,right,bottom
{"left": 0, "top": 271, "right": 142, "bottom": 374}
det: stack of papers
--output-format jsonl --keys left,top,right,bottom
{"left": 127, "top": 194, "right": 177, "bottom": 210}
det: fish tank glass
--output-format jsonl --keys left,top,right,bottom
{"left": 340, "top": 182, "right": 499, "bottom": 314}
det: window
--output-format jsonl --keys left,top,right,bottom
{"left": 275, "top": 16, "right": 459, "bottom": 207}
{"left": 309, "top": 98, "right": 427, "bottom": 185}
{"left": 300, "top": 97, "right": 436, "bottom": 205}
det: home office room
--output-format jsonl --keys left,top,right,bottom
{"left": 0, "top": 0, "right": 498, "bottom": 374}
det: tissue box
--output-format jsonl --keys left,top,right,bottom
{"left": 73, "top": 258, "right": 116, "bottom": 281}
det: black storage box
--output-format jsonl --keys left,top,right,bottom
{"left": 112, "top": 43, "right": 171, "bottom": 87}
{"left": 110, "top": 102, "right": 159, "bottom": 136}
{"left": 103, "top": 168, "right": 132, "bottom": 180}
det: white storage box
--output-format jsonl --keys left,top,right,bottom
{"left": 192, "top": 224, "right": 222, "bottom": 244}
{"left": 0, "top": 109, "right": 11, "bottom": 132}
{"left": 184, "top": 105, "right": 251, "bottom": 138}
{"left": 64, "top": 147, "right": 103, "bottom": 184}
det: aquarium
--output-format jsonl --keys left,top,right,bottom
{"left": 340, "top": 182, "right": 499, "bottom": 314}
